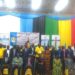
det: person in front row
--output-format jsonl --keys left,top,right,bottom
{"left": 12, "top": 53, "right": 23, "bottom": 75}
{"left": 52, "top": 55, "right": 62, "bottom": 75}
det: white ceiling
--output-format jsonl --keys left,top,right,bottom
{"left": 0, "top": 0, "right": 75, "bottom": 16}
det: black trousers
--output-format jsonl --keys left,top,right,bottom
{"left": 73, "top": 57, "right": 75, "bottom": 62}
{"left": 0, "top": 59, "right": 4, "bottom": 67}
{"left": 38, "top": 63, "right": 45, "bottom": 75}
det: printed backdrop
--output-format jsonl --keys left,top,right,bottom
{"left": 0, "top": 33, "right": 10, "bottom": 45}
{"left": 0, "top": 32, "right": 39, "bottom": 46}
{"left": 51, "top": 35, "right": 60, "bottom": 49}
{"left": 41, "top": 35, "right": 50, "bottom": 46}
{"left": 17, "top": 32, "right": 39, "bottom": 45}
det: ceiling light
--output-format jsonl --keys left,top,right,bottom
{"left": 31, "top": 0, "right": 42, "bottom": 10}
{"left": 55, "top": 0, "right": 69, "bottom": 12}
{"left": 4, "top": 0, "right": 16, "bottom": 9}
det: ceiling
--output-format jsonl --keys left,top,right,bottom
{"left": 0, "top": 0, "right": 75, "bottom": 16}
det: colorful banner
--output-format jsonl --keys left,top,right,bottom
{"left": 71, "top": 19, "right": 75, "bottom": 46}
{"left": 58, "top": 20, "right": 71, "bottom": 47}
{"left": 17, "top": 32, "right": 39, "bottom": 45}
{"left": 0, "top": 33, "right": 10, "bottom": 45}
{"left": 45, "top": 17, "right": 58, "bottom": 45}
{"left": 41, "top": 35, "right": 50, "bottom": 46}
{"left": 10, "top": 32, "right": 17, "bottom": 46}
{"left": 51, "top": 35, "right": 60, "bottom": 49}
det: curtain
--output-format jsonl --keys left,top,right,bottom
{"left": 45, "top": 17, "right": 58, "bottom": 45}
{"left": 71, "top": 19, "right": 75, "bottom": 45}
{"left": 33, "top": 16, "right": 45, "bottom": 34}
{"left": 20, "top": 19, "right": 33, "bottom": 32}
{"left": 58, "top": 20, "right": 71, "bottom": 47}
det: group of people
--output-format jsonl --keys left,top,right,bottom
{"left": 0, "top": 41, "right": 75, "bottom": 75}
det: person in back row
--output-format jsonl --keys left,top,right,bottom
{"left": 35, "top": 43, "right": 44, "bottom": 75}
{"left": 4, "top": 45, "right": 10, "bottom": 64}
{"left": 23, "top": 41, "right": 32, "bottom": 69}
{"left": 35, "top": 43, "right": 44, "bottom": 58}
{"left": 9, "top": 45, "right": 18, "bottom": 64}
{"left": 0, "top": 44, "right": 6, "bottom": 67}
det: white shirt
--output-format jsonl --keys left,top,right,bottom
{"left": 72, "top": 47, "right": 75, "bottom": 56}
{"left": 7, "top": 49, "right": 10, "bottom": 57}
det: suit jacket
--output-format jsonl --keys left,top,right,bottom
{"left": 9, "top": 48, "right": 18, "bottom": 63}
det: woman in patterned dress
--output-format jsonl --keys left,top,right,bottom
{"left": 52, "top": 56, "right": 62, "bottom": 75}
